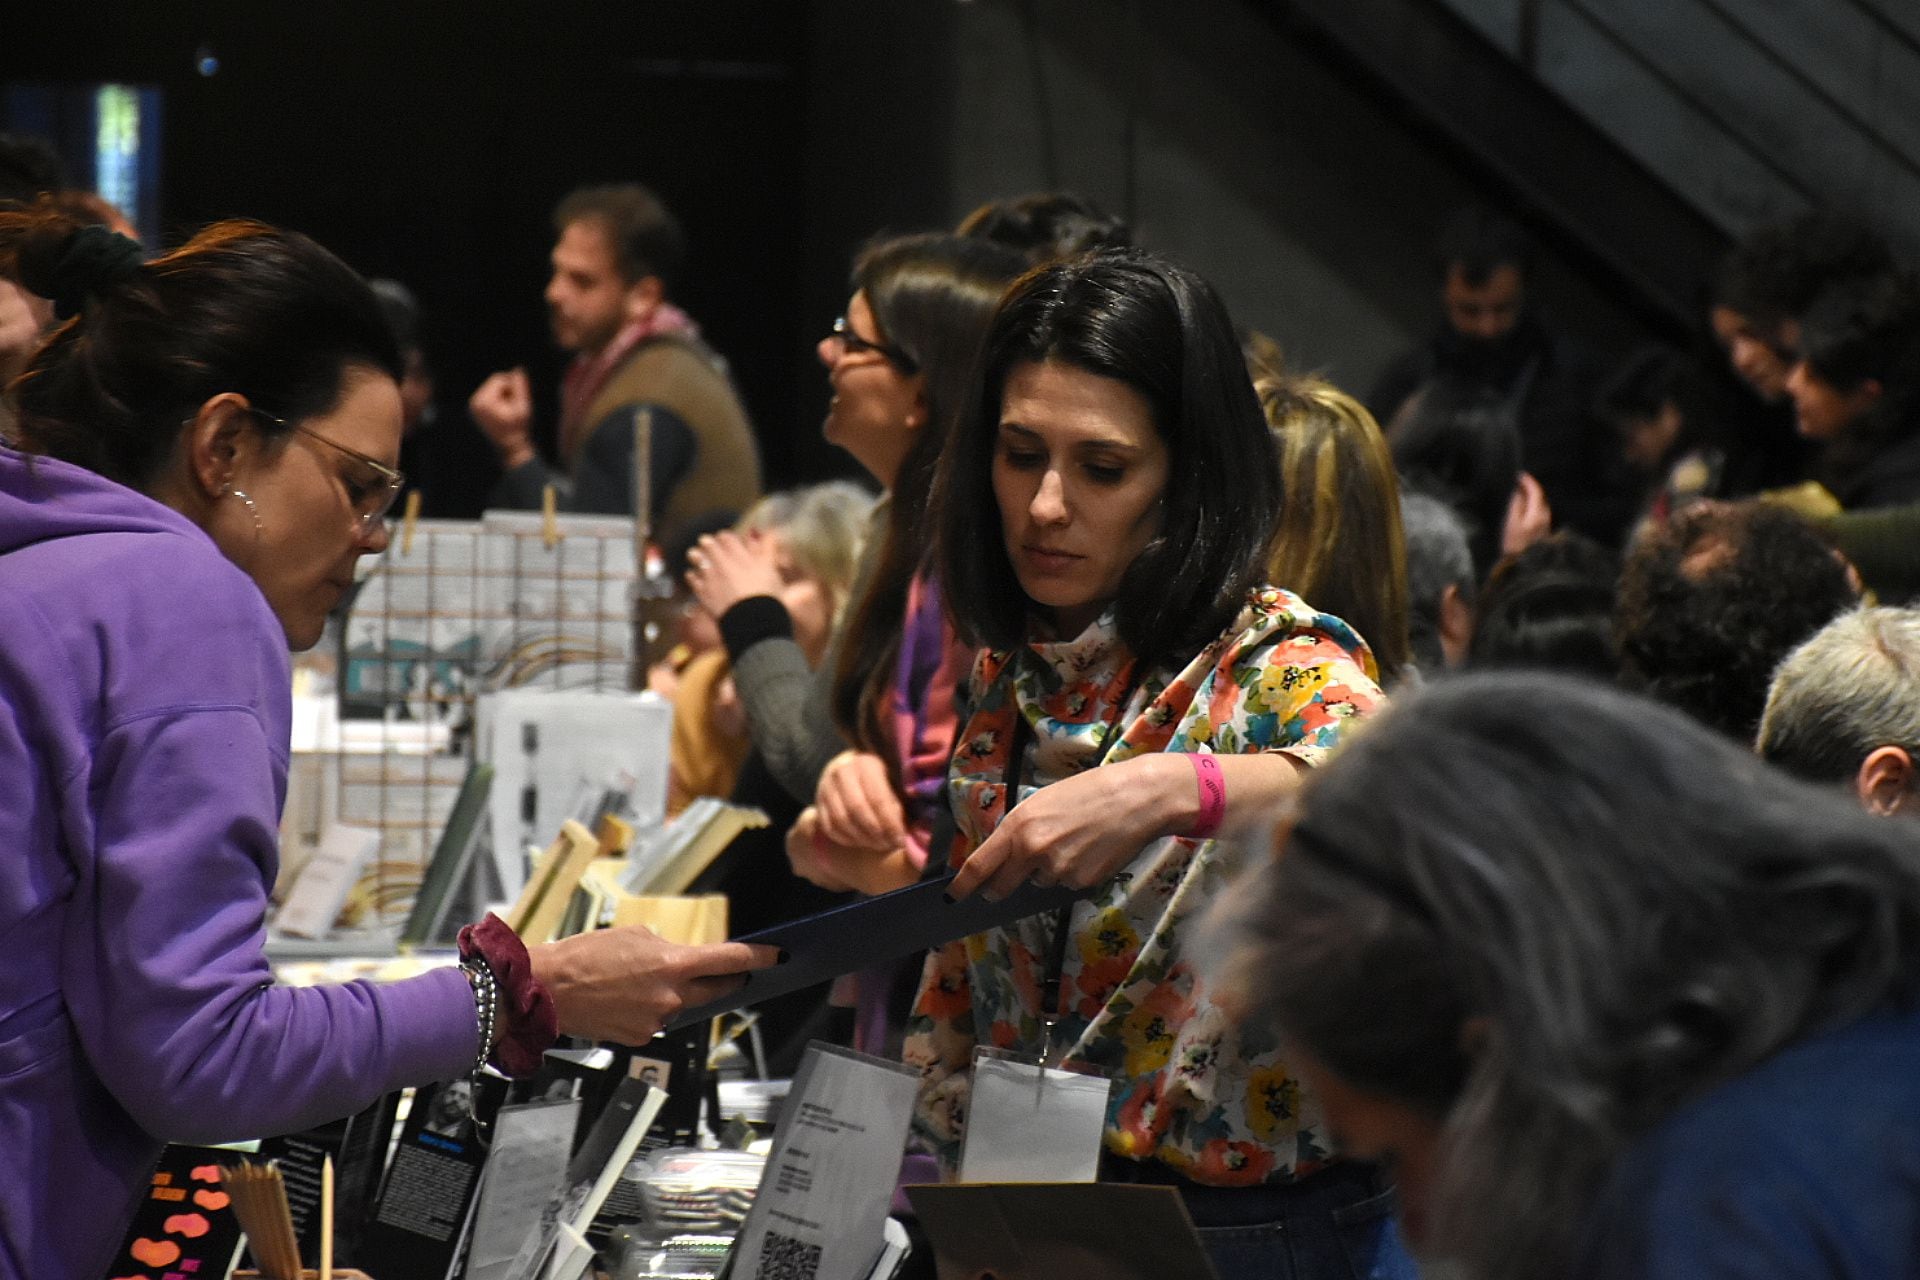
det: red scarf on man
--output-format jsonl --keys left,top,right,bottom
{"left": 557, "top": 303, "right": 699, "bottom": 462}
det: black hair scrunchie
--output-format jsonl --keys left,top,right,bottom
{"left": 45, "top": 224, "right": 145, "bottom": 320}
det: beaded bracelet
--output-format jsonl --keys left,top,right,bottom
{"left": 459, "top": 958, "right": 498, "bottom": 1077}
{"left": 458, "top": 912, "right": 559, "bottom": 1077}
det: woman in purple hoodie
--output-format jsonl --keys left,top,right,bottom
{"left": 0, "top": 203, "right": 774, "bottom": 1278}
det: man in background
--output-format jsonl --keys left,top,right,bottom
{"left": 1370, "top": 205, "right": 1624, "bottom": 543}
{"left": 470, "top": 183, "right": 761, "bottom": 546}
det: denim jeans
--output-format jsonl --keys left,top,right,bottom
{"left": 1104, "top": 1157, "right": 1421, "bottom": 1280}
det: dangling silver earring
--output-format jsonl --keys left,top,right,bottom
{"left": 224, "top": 485, "right": 263, "bottom": 534}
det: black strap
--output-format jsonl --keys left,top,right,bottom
{"left": 999, "top": 661, "right": 1144, "bottom": 1036}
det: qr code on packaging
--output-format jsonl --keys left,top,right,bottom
{"left": 755, "top": 1229, "right": 823, "bottom": 1280}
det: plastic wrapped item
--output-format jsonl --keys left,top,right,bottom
{"left": 638, "top": 1147, "right": 763, "bottom": 1234}
{"left": 602, "top": 1147, "right": 767, "bottom": 1277}
{"left": 605, "top": 1225, "right": 735, "bottom": 1280}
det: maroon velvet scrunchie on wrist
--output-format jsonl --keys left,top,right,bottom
{"left": 457, "top": 912, "right": 559, "bottom": 1077}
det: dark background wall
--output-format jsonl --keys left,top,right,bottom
{"left": 4, "top": 0, "right": 1715, "bottom": 507}
{"left": 4, "top": 0, "right": 825, "bottom": 510}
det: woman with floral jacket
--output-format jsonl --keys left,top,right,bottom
{"left": 907, "top": 249, "right": 1413, "bottom": 1279}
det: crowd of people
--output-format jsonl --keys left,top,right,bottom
{"left": 4, "top": 123, "right": 1920, "bottom": 1279}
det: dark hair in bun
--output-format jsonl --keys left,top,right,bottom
{"left": 16, "top": 222, "right": 145, "bottom": 319}
{"left": 0, "top": 198, "right": 400, "bottom": 490}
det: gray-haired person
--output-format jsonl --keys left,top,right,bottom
{"left": 1759, "top": 605, "right": 1920, "bottom": 816}
{"left": 1400, "top": 489, "right": 1476, "bottom": 675}
{"left": 1213, "top": 670, "right": 1920, "bottom": 1280}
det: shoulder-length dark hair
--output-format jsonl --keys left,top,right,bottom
{"left": 829, "top": 233, "right": 1026, "bottom": 755}
{"left": 1213, "top": 670, "right": 1920, "bottom": 1280}
{"left": 1, "top": 199, "right": 400, "bottom": 490}
{"left": 938, "top": 248, "right": 1280, "bottom": 666}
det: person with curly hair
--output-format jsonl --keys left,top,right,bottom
{"left": 1615, "top": 500, "right": 1860, "bottom": 739}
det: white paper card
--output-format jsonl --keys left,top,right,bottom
{"left": 505, "top": 1078, "right": 666, "bottom": 1280}
{"left": 464, "top": 1099, "right": 581, "bottom": 1280}
{"left": 274, "top": 822, "right": 382, "bottom": 938}
{"left": 730, "top": 1043, "right": 920, "bottom": 1280}
{"left": 477, "top": 689, "right": 672, "bottom": 896}
{"left": 958, "top": 1053, "right": 1113, "bottom": 1184}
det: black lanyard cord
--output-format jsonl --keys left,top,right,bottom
{"left": 998, "top": 660, "right": 1145, "bottom": 1047}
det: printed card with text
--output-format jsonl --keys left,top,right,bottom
{"left": 727, "top": 1043, "right": 919, "bottom": 1280}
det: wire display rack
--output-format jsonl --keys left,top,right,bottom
{"left": 301, "top": 510, "right": 648, "bottom": 928}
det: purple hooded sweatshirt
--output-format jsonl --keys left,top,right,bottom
{"left": 0, "top": 446, "right": 476, "bottom": 1278}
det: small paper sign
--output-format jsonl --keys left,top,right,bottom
{"left": 728, "top": 1042, "right": 920, "bottom": 1280}
{"left": 465, "top": 1098, "right": 581, "bottom": 1280}
{"left": 958, "top": 1052, "right": 1113, "bottom": 1185}
{"left": 276, "top": 822, "right": 382, "bottom": 938}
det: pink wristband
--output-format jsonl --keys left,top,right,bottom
{"left": 1185, "top": 753, "right": 1226, "bottom": 839}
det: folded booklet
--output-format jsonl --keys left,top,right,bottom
{"left": 664, "top": 875, "right": 1089, "bottom": 1031}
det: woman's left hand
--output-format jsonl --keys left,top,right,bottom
{"left": 948, "top": 750, "right": 1310, "bottom": 901}
{"left": 684, "top": 529, "right": 784, "bottom": 619}
{"left": 949, "top": 754, "right": 1186, "bottom": 901}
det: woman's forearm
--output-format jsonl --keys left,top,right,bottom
{"left": 1120, "top": 749, "right": 1311, "bottom": 842}
{"left": 950, "top": 748, "right": 1309, "bottom": 900}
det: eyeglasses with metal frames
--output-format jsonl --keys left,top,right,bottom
{"left": 249, "top": 407, "right": 406, "bottom": 532}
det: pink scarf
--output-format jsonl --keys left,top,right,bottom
{"left": 557, "top": 303, "right": 699, "bottom": 462}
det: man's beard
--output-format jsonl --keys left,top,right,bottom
{"left": 1438, "top": 319, "right": 1537, "bottom": 384}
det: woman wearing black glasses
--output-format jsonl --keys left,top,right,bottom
{"left": 0, "top": 202, "right": 774, "bottom": 1278}
{"left": 687, "top": 234, "right": 1024, "bottom": 887}
{"left": 684, "top": 233, "right": 1024, "bottom": 1063}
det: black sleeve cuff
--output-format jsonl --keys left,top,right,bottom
{"left": 719, "top": 595, "right": 794, "bottom": 658}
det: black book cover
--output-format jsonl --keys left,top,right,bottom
{"left": 255, "top": 1088, "right": 402, "bottom": 1267}
{"left": 357, "top": 1080, "right": 488, "bottom": 1280}
{"left": 100, "top": 1144, "right": 246, "bottom": 1280}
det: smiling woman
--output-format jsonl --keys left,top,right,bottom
{"left": 912, "top": 249, "right": 1414, "bottom": 1280}
{"left": 0, "top": 201, "right": 774, "bottom": 1278}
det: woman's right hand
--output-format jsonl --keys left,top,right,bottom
{"left": 814, "top": 750, "right": 908, "bottom": 851}
{"left": 685, "top": 529, "right": 785, "bottom": 619}
{"left": 786, "top": 807, "right": 921, "bottom": 896}
{"left": 529, "top": 926, "right": 779, "bottom": 1045}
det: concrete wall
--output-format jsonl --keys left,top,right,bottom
{"left": 948, "top": 0, "right": 1427, "bottom": 393}
{"left": 793, "top": 0, "right": 1653, "bottom": 486}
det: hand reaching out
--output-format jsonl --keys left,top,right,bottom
{"left": 785, "top": 807, "right": 858, "bottom": 893}
{"left": 1501, "top": 470, "right": 1552, "bottom": 558}
{"left": 947, "top": 759, "right": 1172, "bottom": 902}
{"left": 786, "top": 806, "right": 922, "bottom": 896}
{"left": 529, "top": 925, "right": 780, "bottom": 1044}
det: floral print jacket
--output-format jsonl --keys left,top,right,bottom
{"left": 902, "top": 588, "right": 1385, "bottom": 1186}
